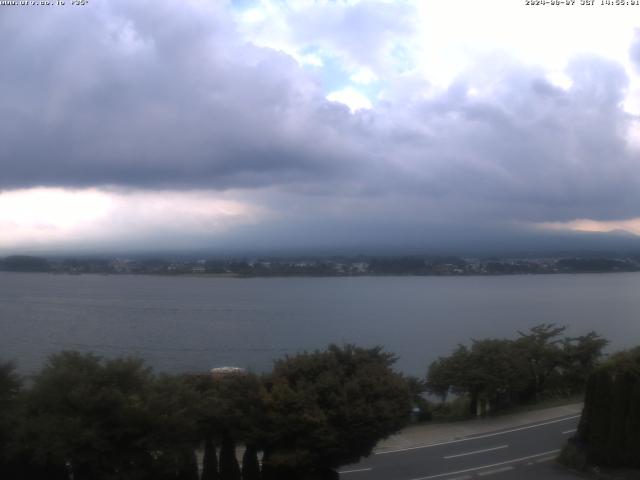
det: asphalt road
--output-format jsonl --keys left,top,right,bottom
{"left": 339, "top": 414, "right": 585, "bottom": 480}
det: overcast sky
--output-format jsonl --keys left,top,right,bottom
{"left": 2, "top": 0, "right": 640, "bottom": 255}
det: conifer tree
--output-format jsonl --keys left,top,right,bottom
{"left": 177, "top": 449, "right": 199, "bottom": 480}
{"left": 241, "top": 445, "right": 260, "bottom": 480}
{"left": 201, "top": 434, "right": 219, "bottom": 480}
{"left": 219, "top": 432, "right": 241, "bottom": 480}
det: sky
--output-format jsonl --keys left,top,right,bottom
{"left": 2, "top": 0, "right": 640, "bottom": 255}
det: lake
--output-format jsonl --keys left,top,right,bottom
{"left": 1, "top": 272, "right": 639, "bottom": 376}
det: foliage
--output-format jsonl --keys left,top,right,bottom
{"left": 10, "top": 352, "right": 204, "bottom": 480}
{"left": 558, "top": 439, "right": 588, "bottom": 471}
{"left": 260, "top": 344, "right": 412, "bottom": 476}
{"left": 241, "top": 445, "right": 261, "bottom": 480}
{"left": 0, "top": 362, "right": 21, "bottom": 478}
{"left": 426, "top": 324, "right": 607, "bottom": 416}
{"left": 219, "top": 433, "right": 241, "bottom": 480}
{"left": 429, "top": 396, "right": 471, "bottom": 421}
{"left": 0, "top": 255, "right": 50, "bottom": 272}
{"left": 23, "top": 352, "right": 158, "bottom": 478}
{"left": 576, "top": 346, "right": 640, "bottom": 469}
{"left": 201, "top": 434, "right": 219, "bottom": 480}
{"left": 1, "top": 345, "right": 413, "bottom": 479}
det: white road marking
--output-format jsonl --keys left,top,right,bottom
{"left": 407, "top": 449, "right": 560, "bottom": 480}
{"left": 338, "top": 467, "right": 372, "bottom": 474}
{"left": 477, "top": 466, "right": 514, "bottom": 476}
{"left": 376, "top": 415, "right": 579, "bottom": 455}
{"left": 443, "top": 445, "right": 508, "bottom": 459}
{"left": 535, "top": 456, "right": 557, "bottom": 463}
{"left": 562, "top": 429, "right": 577, "bottom": 435}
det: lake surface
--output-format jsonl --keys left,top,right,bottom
{"left": 1, "top": 272, "right": 639, "bottom": 376}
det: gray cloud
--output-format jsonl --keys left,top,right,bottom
{"left": 631, "top": 29, "right": 640, "bottom": 72}
{"left": 2, "top": 0, "right": 640, "bottom": 251}
{"left": 0, "top": 1, "right": 368, "bottom": 189}
{"left": 281, "top": 0, "right": 418, "bottom": 71}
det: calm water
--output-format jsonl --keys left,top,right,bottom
{"left": 1, "top": 272, "right": 639, "bottom": 376}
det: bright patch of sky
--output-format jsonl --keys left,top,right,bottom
{"left": 326, "top": 87, "right": 372, "bottom": 112}
{"left": 0, "top": 189, "right": 263, "bottom": 252}
{"left": 540, "top": 218, "right": 640, "bottom": 236}
{"left": 232, "top": 0, "right": 640, "bottom": 114}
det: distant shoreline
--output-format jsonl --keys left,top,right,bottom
{"left": 2, "top": 270, "right": 639, "bottom": 279}
{"left": 3, "top": 254, "right": 639, "bottom": 277}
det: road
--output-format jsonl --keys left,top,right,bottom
{"left": 339, "top": 414, "right": 584, "bottom": 480}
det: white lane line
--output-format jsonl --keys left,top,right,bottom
{"left": 477, "top": 466, "right": 514, "bottom": 476}
{"left": 562, "top": 429, "right": 577, "bottom": 435}
{"left": 535, "top": 456, "right": 557, "bottom": 463}
{"left": 407, "top": 449, "right": 560, "bottom": 480}
{"left": 443, "top": 445, "right": 508, "bottom": 459}
{"left": 338, "top": 467, "right": 372, "bottom": 474}
{"left": 376, "top": 415, "right": 579, "bottom": 455}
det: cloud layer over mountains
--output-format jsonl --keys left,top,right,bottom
{"left": 2, "top": 0, "right": 640, "bottom": 252}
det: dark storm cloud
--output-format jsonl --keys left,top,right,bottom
{"left": 0, "top": 1, "right": 368, "bottom": 189}
{"left": 374, "top": 56, "right": 640, "bottom": 223}
{"left": 1, "top": 0, "right": 640, "bottom": 232}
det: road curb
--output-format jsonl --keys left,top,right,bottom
{"left": 374, "top": 403, "right": 584, "bottom": 454}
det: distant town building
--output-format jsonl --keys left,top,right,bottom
{"left": 210, "top": 366, "right": 247, "bottom": 380}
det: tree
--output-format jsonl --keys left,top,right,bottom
{"left": 0, "top": 361, "right": 22, "bottom": 477}
{"left": 514, "top": 324, "right": 566, "bottom": 401}
{"left": 427, "top": 341, "right": 526, "bottom": 416}
{"left": 426, "top": 355, "right": 456, "bottom": 402}
{"left": 561, "top": 332, "right": 608, "bottom": 394}
{"left": 426, "top": 325, "right": 607, "bottom": 417}
{"left": 145, "top": 374, "right": 202, "bottom": 480}
{"left": 201, "top": 434, "right": 219, "bottom": 480}
{"left": 22, "top": 352, "right": 158, "bottom": 479}
{"left": 260, "top": 344, "right": 411, "bottom": 478}
{"left": 0, "top": 255, "right": 50, "bottom": 272}
{"left": 186, "top": 371, "right": 264, "bottom": 480}
{"left": 575, "top": 347, "right": 640, "bottom": 468}
{"left": 241, "top": 445, "right": 261, "bottom": 480}
{"left": 219, "top": 433, "right": 241, "bottom": 480}
{"left": 466, "top": 339, "right": 528, "bottom": 414}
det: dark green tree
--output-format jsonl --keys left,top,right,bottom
{"left": 561, "top": 331, "right": 608, "bottom": 394}
{"left": 0, "top": 361, "right": 22, "bottom": 478}
{"left": 427, "top": 325, "right": 606, "bottom": 417}
{"left": 145, "top": 374, "right": 201, "bottom": 480}
{"left": 260, "top": 344, "right": 411, "bottom": 478}
{"left": 201, "top": 434, "right": 219, "bottom": 480}
{"left": 22, "top": 352, "right": 202, "bottom": 480}
{"left": 576, "top": 347, "right": 640, "bottom": 468}
{"left": 241, "top": 445, "right": 261, "bottom": 480}
{"left": 187, "top": 371, "right": 264, "bottom": 480}
{"left": 427, "top": 340, "right": 526, "bottom": 415}
{"left": 514, "top": 323, "right": 566, "bottom": 401}
{"left": 23, "top": 352, "right": 156, "bottom": 479}
{"left": 219, "top": 432, "right": 241, "bottom": 480}
{"left": 177, "top": 449, "right": 199, "bottom": 480}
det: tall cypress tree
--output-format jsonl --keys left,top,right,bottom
{"left": 177, "top": 449, "right": 199, "bottom": 480}
{"left": 584, "top": 369, "right": 613, "bottom": 465}
{"left": 241, "top": 445, "right": 260, "bottom": 480}
{"left": 577, "top": 347, "right": 640, "bottom": 469}
{"left": 219, "top": 433, "right": 241, "bottom": 480}
{"left": 201, "top": 434, "right": 219, "bottom": 480}
{"left": 624, "top": 381, "right": 640, "bottom": 467}
{"left": 606, "top": 372, "right": 633, "bottom": 465}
